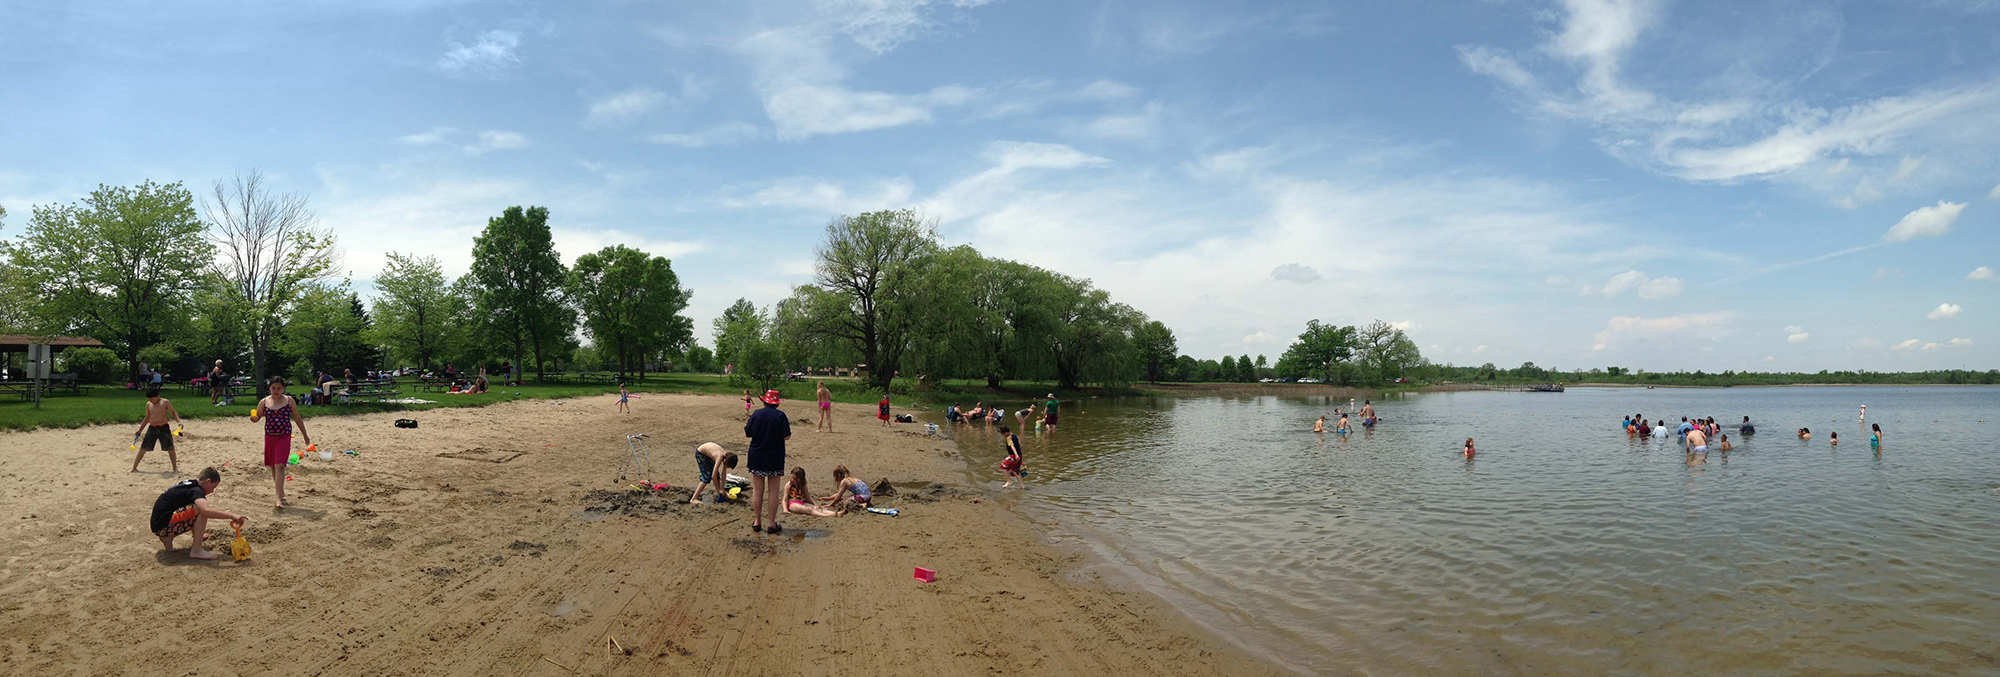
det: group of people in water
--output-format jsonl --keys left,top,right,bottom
{"left": 944, "top": 396, "right": 1050, "bottom": 489}
{"left": 1314, "top": 400, "right": 1379, "bottom": 435}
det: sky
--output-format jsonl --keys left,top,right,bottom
{"left": 2, "top": 0, "right": 1997, "bottom": 373}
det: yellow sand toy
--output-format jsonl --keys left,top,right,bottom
{"left": 231, "top": 524, "right": 251, "bottom": 562}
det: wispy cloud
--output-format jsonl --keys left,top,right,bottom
{"left": 1269, "top": 263, "right": 1322, "bottom": 283}
{"left": 1786, "top": 326, "right": 1810, "bottom": 343}
{"left": 648, "top": 121, "right": 761, "bottom": 148}
{"left": 1588, "top": 269, "right": 1683, "bottom": 299}
{"left": 465, "top": 130, "right": 530, "bottom": 155}
{"left": 585, "top": 88, "right": 668, "bottom": 128}
{"left": 436, "top": 29, "right": 522, "bottom": 78}
{"left": 1591, "top": 311, "right": 1735, "bottom": 352}
{"left": 1884, "top": 200, "right": 1965, "bottom": 241}
{"left": 1969, "top": 266, "right": 1996, "bottom": 281}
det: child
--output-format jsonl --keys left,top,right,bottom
{"left": 816, "top": 381, "right": 833, "bottom": 432}
{"left": 1313, "top": 415, "right": 1326, "bottom": 433}
{"left": 743, "top": 390, "right": 754, "bottom": 418}
{"left": 1717, "top": 434, "right": 1733, "bottom": 452}
{"left": 1015, "top": 404, "right": 1035, "bottom": 430}
{"left": 823, "top": 465, "right": 871, "bottom": 513}
{"left": 783, "top": 467, "right": 841, "bottom": 517}
{"left": 999, "top": 425, "right": 1025, "bottom": 488}
{"left": 133, "top": 387, "right": 184, "bottom": 473}
{"left": 1336, "top": 413, "right": 1351, "bottom": 435}
{"left": 1798, "top": 427, "right": 1812, "bottom": 440}
{"left": 1830, "top": 431, "right": 1839, "bottom": 446}
{"left": 1462, "top": 438, "right": 1476, "bottom": 457}
{"left": 877, "top": 394, "right": 891, "bottom": 427}
{"left": 250, "top": 378, "right": 311, "bottom": 509}
{"left": 689, "top": 442, "right": 739, "bottom": 504}
{"left": 617, "top": 383, "right": 630, "bottom": 414}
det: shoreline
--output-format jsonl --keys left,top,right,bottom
{"left": 0, "top": 393, "right": 1283, "bottom": 675}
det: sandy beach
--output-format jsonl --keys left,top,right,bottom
{"left": 0, "top": 393, "right": 1282, "bottom": 676}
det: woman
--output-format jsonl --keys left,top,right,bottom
{"left": 251, "top": 378, "right": 311, "bottom": 509}
{"left": 1870, "top": 423, "right": 1882, "bottom": 446}
{"left": 783, "top": 467, "right": 841, "bottom": 517}
{"left": 877, "top": 394, "right": 891, "bottom": 427}
{"left": 816, "top": 381, "right": 833, "bottom": 432}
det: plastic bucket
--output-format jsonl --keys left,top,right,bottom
{"left": 318, "top": 451, "right": 333, "bottom": 461}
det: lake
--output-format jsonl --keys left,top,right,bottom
{"left": 944, "top": 386, "right": 2000, "bottom": 675}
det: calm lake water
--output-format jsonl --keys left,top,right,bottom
{"left": 945, "top": 387, "right": 2000, "bottom": 675}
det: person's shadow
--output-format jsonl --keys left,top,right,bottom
{"left": 153, "top": 549, "right": 255, "bottom": 567}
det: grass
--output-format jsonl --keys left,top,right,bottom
{"left": 0, "top": 372, "right": 1140, "bottom": 432}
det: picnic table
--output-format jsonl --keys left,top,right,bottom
{"left": 574, "top": 372, "right": 618, "bottom": 385}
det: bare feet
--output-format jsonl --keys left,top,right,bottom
{"left": 689, "top": 498, "right": 702, "bottom": 505}
{"left": 188, "top": 548, "right": 219, "bottom": 560}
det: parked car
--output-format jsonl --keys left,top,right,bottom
{"left": 1297, "top": 378, "right": 1320, "bottom": 383}
{"left": 1258, "top": 378, "right": 1274, "bottom": 383}
{"left": 1394, "top": 377, "right": 1410, "bottom": 383}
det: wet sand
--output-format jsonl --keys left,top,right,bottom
{"left": 0, "top": 393, "right": 1282, "bottom": 675}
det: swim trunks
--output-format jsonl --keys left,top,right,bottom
{"left": 263, "top": 434, "right": 291, "bottom": 467}
{"left": 142, "top": 424, "right": 174, "bottom": 451}
{"left": 696, "top": 452, "right": 717, "bottom": 484}
{"left": 1692, "top": 445, "right": 1708, "bottom": 454}
{"left": 155, "top": 505, "right": 198, "bottom": 538}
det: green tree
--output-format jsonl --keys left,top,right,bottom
{"left": 469, "top": 206, "right": 571, "bottom": 382}
{"left": 568, "top": 245, "right": 693, "bottom": 378}
{"left": 7, "top": 181, "right": 212, "bottom": 380}
{"left": 684, "top": 345, "right": 717, "bottom": 373}
{"left": 1277, "top": 319, "right": 1357, "bottom": 383}
{"left": 347, "top": 292, "right": 383, "bottom": 372}
{"left": 277, "top": 282, "right": 366, "bottom": 378}
{"left": 798, "top": 210, "right": 938, "bottom": 391}
{"left": 1237, "top": 354, "right": 1255, "bottom": 382}
{"left": 1220, "top": 355, "right": 1237, "bottom": 381}
{"left": 711, "top": 298, "right": 765, "bottom": 370}
{"left": 203, "top": 171, "right": 339, "bottom": 386}
{"left": 1040, "top": 273, "right": 1141, "bottom": 388}
{"left": 370, "top": 253, "right": 455, "bottom": 372}
{"left": 1131, "top": 320, "right": 1177, "bottom": 383}
{"left": 1357, "top": 320, "right": 1424, "bottom": 381}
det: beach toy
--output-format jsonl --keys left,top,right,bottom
{"left": 287, "top": 451, "right": 300, "bottom": 465}
{"left": 319, "top": 450, "right": 333, "bottom": 461}
{"left": 913, "top": 567, "right": 936, "bottom": 583}
{"left": 342, "top": 449, "right": 358, "bottom": 456}
{"left": 251, "top": 407, "right": 259, "bottom": 419}
{"left": 727, "top": 486, "right": 742, "bottom": 500}
{"left": 231, "top": 524, "right": 251, "bottom": 562}
{"left": 130, "top": 433, "right": 140, "bottom": 451}
{"left": 866, "top": 507, "right": 899, "bottom": 516}
{"left": 173, "top": 426, "right": 183, "bottom": 437}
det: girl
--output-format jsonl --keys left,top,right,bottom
{"left": 617, "top": 383, "right": 630, "bottom": 414}
{"left": 743, "top": 390, "right": 754, "bottom": 419}
{"left": 1462, "top": 438, "right": 1476, "bottom": 458}
{"left": 783, "top": 467, "right": 841, "bottom": 517}
{"left": 823, "top": 465, "right": 871, "bottom": 513}
{"left": 877, "top": 394, "right": 891, "bottom": 427}
{"left": 251, "top": 378, "right": 311, "bottom": 509}
{"left": 816, "top": 381, "right": 833, "bottom": 432}
{"left": 1798, "top": 427, "right": 1812, "bottom": 440}
{"left": 999, "top": 425, "right": 1025, "bottom": 489}
{"left": 1871, "top": 423, "right": 1882, "bottom": 446}
{"left": 1830, "top": 431, "right": 1840, "bottom": 446}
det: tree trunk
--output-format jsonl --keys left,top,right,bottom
{"left": 986, "top": 374, "right": 1001, "bottom": 389}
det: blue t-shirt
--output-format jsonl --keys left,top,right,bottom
{"left": 745, "top": 406, "right": 791, "bottom": 456}
{"left": 1678, "top": 422, "right": 1694, "bottom": 436}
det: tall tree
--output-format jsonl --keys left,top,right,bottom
{"left": 801, "top": 210, "right": 938, "bottom": 391}
{"left": 347, "top": 292, "right": 384, "bottom": 372}
{"left": 469, "top": 206, "right": 569, "bottom": 382}
{"left": 1356, "top": 320, "right": 1423, "bottom": 381}
{"left": 203, "top": 171, "right": 339, "bottom": 385}
{"left": 7, "top": 181, "right": 213, "bottom": 380}
{"left": 1131, "top": 320, "right": 1177, "bottom": 383}
{"left": 568, "top": 245, "right": 693, "bottom": 378}
{"left": 1276, "top": 319, "right": 1358, "bottom": 383}
{"left": 1237, "top": 354, "right": 1256, "bottom": 382}
{"left": 1041, "top": 273, "right": 1141, "bottom": 388}
{"left": 370, "top": 253, "right": 454, "bottom": 372}
{"left": 711, "top": 298, "right": 765, "bottom": 372}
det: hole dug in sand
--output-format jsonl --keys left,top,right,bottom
{"left": 436, "top": 447, "right": 525, "bottom": 464}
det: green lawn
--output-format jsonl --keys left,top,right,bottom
{"left": 0, "top": 373, "right": 1140, "bottom": 432}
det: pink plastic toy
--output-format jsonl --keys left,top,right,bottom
{"left": 914, "top": 567, "right": 936, "bottom": 583}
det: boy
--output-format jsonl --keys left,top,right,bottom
{"left": 689, "top": 442, "right": 740, "bottom": 504}
{"left": 150, "top": 467, "right": 246, "bottom": 561}
{"left": 133, "top": 387, "right": 183, "bottom": 473}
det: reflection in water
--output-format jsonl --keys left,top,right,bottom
{"left": 948, "top": 387, "right": 2000, "bottom": 675}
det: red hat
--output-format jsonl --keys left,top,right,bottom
{"left": 761, "top": 390, "right": 782, "bottom": 406}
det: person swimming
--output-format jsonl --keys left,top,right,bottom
{"left": 1335, "top": 413, "right": 1351, "bottom": 435}
{"left": 1829, "top": 431, "right": 1840, "bottom": 446}
{"left": 1740, "top": 416, "right": 1755, "bottom": 435}
{"left": 1871, "top": 423, "right": 1882, "bottom": 446}
{"left": 1462, "top": 438, "right": 1475, "bottom": 457}
{"left": 1313, "top": 415, "right": 1325, "bottom": 433}
{"left": 1798, "top": 427, "right": 1812, "bottom": 440}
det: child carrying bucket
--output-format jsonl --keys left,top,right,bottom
{"left": 251, "top": 378, "right": 312, "bottom": 509}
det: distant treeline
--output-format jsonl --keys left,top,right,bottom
{"left": 1426, "top": 363, "right": 2000, "bottom": 387}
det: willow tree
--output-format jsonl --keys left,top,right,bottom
{"left": 799, "top": 210, "right": 938, "bottom": 392}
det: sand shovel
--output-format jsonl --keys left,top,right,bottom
{"left": 231, "top": 523, "right": 251, "bottom": 562}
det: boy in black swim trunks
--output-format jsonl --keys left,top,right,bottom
{"left": 689, "top": 442, "right": 740, "bottom": 504}
{"left": 150, "top": 467, "right": 246, "bottom": 561}
{"left": 133, "top": 387, "right": 183, "bottom": 473}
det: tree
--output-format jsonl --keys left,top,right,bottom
{"left": 347, "top": 292, "right": 384, "bottom": 372}
{"left": 568, "top": 245, "right": 693, "bottom": 378}
{"left": 1220, "top": 355, "right": 1237, "bottom": 381}
{"left": 371, "top": 253, "right": 454, "bottom": 372}
{"left": 799, "top": 210, "right": 938, "bottom": 391}
{"left": 277, "top": 282, "right": 366, "bottom": 378}
{"left": 1040, "top": 273, "right": 1141, "bottom": 388}
{"left": 1131, "top": 320, "right": 1177, "bottom": 383}
{"left": 711, "top": 298, "right": 765, "bottom": 370}
{"left": 1357, "top": 320, "right": 1424, "bottom": 381}
{"left": 204, "top": 171, "right": 339, "bottom": 386}
{"left": 1276, "top": 320, "right": 1357, "bottom": 383}
{"left": 1237, "top": 354, "right": 1256, "bottom": 382}
{"left": 7, "top": 181, "right": 212, "bottom": 380}
{"left": 469, "top": 206, "right": 570, "bottom": 382}
{"left": 684, "top": 345, "right": 717, "bottom": 373}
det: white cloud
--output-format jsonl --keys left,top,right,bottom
{"left": 1891, "top": 156, "right": 1924, "bottom": 182}
{"left": 436, "top": 29, "right": 522, "bottom": 78}
{"left": 1990, "top": 182, "right": 2000, "bottom": 199}
{"left": 1787, "top": 331, "right": 1810, "bottom": 344}
{"left": 1892, "top": 338, "right": 1923, "bottom": 351}
{"left": 465, "top": 130, "right": 530, "bottom": 156}
{"left": 1949, "top": 337, "right": 1975, "bottom": 347}
{"left": 1764, "top": 355, "right": 1775, "bottom": 362}
{"left": 1593, "top": 270, "right": 1683, "bottom": 299}
{"left": 985, "top": 141, "right": 1110, "bottom": 173}
{"left": 586, "top": 88, "right": 668, "bottom": 128}
{"left": 1389, "top": 320, "right": 1420, "bottom": 332}
{"left": 826, "top": 0, "right": 995, "bottom": 53}
{"left": 1542, "top": 274, "right": 1573, "bottom": 288}
{"left": 1885, "top": 201, "right": 1966, "bottom": 242}
{"left": 1591, "top": 311, "right": 1735, "bottom": 352}
{"left": 1927, "top": 302, "right": 1962, "bottom": 319}
{"left": 1853, "top": 337, "right": 1886, "bottom": 349}
{"left": 1921, "top": 341, "right": 1942, "bottom": 351}
{"left": 1269, "top": 263, "right": 1322, "bottom": 283}
{"left": 648, "top": 121, "right": 761, "bottom": 148}
{"left": 1969, "top": 266, "right": 1996, "bottom": 281}
{"left": 1872, "top": 267, "right": 1904, "bottom": 280}
{"left": 1784, "top": 325, "right": 1804, "bottom": 334}
{"left": 399, "top": 127, "right": 456, "bottom": 146}
{"left": 1078, "top": 102, "right": 1165, "bottom": 142}
{"left": 763, "top": 83, "right": 977, "bottom": 138}
{"left": 1242, "top": 331, "right": 1279, "bottom": 344}
{"left": 727, "top": 176, "right": 917, "bottom": 214}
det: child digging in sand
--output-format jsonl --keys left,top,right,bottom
{"left": 251, "top": 378, "right": 312, "bottom": 509}
{"left": 689, "top": 442, "right": 740, "bottom": 504}
{"left": 823, "top": 465, "right": 871, "bottom": 513}
{"left": 149, "top": 467, "right": 246, "bottom": 561}
{"left": 133, "top": 387, "right": 184, "bottom": 473}
{"left": 783, "top": 467, "right": 841, "bottom": 517}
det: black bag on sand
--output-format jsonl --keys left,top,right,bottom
{"left": 394, "top": 419, "right": 418, "bottom": 429}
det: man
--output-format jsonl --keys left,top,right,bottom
{"left": 132, "top": 387, "right": 183, "bottom": 473}
{"left": 1043, "top": 393, "right": 1060, "bottom": 432}
{"left": 744, "top": 390, "right": 792, "bottom": 534}
{"left": 1360, "top": 400, "right": 1376, "bottom": 425}
{"left": 151, "top": 468, "right": 246, "bottom": 561}
{"left": 689, "top": 442, "right": 740, "bottom": 504}
{"left": 1677, "top": 417, "right": 1694, "bottom": 439}
{"left": 1685, "top": 423, "right": 1709, "bottom": 458}
{"left": 207, "top": 360, "right": 228, "bottom": 405}
{"left": 1740, "top": 415, "right": 1756, "bottom": 436}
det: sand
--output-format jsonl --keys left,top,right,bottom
{"left": 0, "top": 393, "right": 1283, "bottom": 676}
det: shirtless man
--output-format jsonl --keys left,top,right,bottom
{"left": 132, "top": 387, "right": 183, "bottom": 473}
{"left": 1685, "top": 424, "right": 1709, "bottom": 458}
{"left": 689, "top": 442, "right": 740, "bottom": 504}
{"left": 1359, "top": 400, "right": 1376, "bottom": 424}
{"left": 1336, "top": 413, "right": 1351, "bottom": 434}
{"left": 1313, "top": 415, "right": 1326, "bottom": 433}
{"left": 150, "top": 468, "right": 246, "bottom": 561}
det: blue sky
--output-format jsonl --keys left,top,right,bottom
{"left": 2, "top": 0, "right": 1996, "bottom": 372}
